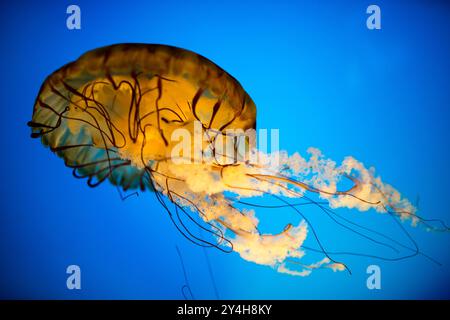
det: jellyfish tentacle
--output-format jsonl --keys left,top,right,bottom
{"left": 216, "top": 167, "right": 349, "bottom": 275}
{"left": 232, "top": 197, "right": 430, "bottom": 259}
{"left": 175, "top": 245, "right": 195, "bottom": 300}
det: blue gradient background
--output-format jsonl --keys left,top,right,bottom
{"left": 0, "top": 0, "right": 449, "bottom": 299}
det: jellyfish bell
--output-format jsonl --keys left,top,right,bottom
{"left": 30, "top": 44, "right": 256, "bottom": 181}
{"left": 29, "top": 44, "right": 447, "bottom": 277}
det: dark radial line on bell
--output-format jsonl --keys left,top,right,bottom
{"left": 49, "top": 83, "right": 73, "bottom": 107}
{"left": 175, "top": 103, "right": 187, "bottom": 121}
{"left": 133, "top": 72, "right": 143, "bottom": 140}
{"left": 127, "top": 75, "right": 138, "bottom": 142}
{"left": 154, "top": 76, "right": 168, "bottom": 146}
{"left": 208, "top": 99, "right": 222, "bottom": 129}
{"left": 219, "top": 95, "right": 246, "bottom": 131}
{"left": 191, "top": 88, "right": 204, "bottom": 124}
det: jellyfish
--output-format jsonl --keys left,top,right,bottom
{"left": 28, "top": 44, "right": 448, "bottom": 276}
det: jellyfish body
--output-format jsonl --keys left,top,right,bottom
{"left": 29, "top": 44, "right": 442, "bottom": 276}
{"left": 30, "top": 44, "right": 256, "bottom": 188}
